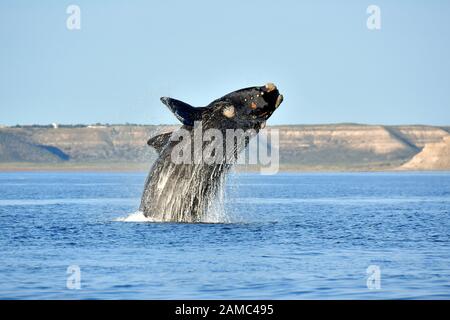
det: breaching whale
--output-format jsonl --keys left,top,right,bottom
{"left": 140, "top": 83, "right": 283, "bottom": 222}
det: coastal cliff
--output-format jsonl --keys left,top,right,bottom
{"left": 1, "top": 124, "right": 449, "bottom": 171}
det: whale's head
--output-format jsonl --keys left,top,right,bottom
{"left": 214, "top": 83, "right": 283, "bottom": 129}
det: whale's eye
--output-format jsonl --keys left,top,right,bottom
{"left": 223, "top": 105, "right": 235, "bottom": 118}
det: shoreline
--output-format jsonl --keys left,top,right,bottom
{"left": 0, "top": 162, "right": 447, "bottom": 173}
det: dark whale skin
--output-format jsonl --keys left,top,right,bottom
{"left": 140, "top": 84, "right": 283, "bottom": 222}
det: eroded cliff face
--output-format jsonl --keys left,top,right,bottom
{"left": 1, "top": 124, "right": 450, "bottom": 170}
{"left": 2, "top": 125, "right": 177, "bottom": 162}
{"left": 277, "top": 125, "right": 421, "bottom": 169}
{"left": 390, "top": 126, "right": 450, "bottom": 148}
{"left": 401, "top": 136, "right": 450, "bottom": 170}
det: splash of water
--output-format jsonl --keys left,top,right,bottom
{"left": 119, "top": 166, "right": 238, "bottom": 223}
{"left": 139, "top": 161, "right": 232, "bottom": 223}
{"left": 115, "top": 211, "right": 156, "bottom": 222}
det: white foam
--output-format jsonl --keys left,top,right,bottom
{"left": 114, "top": 211, "right": 159, "bottom": 223}
{"left": 115, "top": 210, "right": 232, "bottom": 224}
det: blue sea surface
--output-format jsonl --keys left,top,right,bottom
{"left": 0, "top": 172, "right": 450, "bottom": 299}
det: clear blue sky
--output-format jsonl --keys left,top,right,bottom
{"left": 1, "top": 0, "right": 449, "bottom": 126}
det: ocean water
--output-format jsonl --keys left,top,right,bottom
{"left": 0, "top": 171, "right": 450, "bottom": 299}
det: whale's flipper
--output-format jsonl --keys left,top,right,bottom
{"left": 160, "top": 97, "right": 206, "bottom": 126}
{"left": 147, "top": 131, "right": 173, "bottom": 153}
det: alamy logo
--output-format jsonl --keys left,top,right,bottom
{"left": 66, "top": 5, "right": 81, "bottom": 30}
{"left": 169, "top": 121, "right": 279, "bottom": 175}
{"left": 366, "top": 265, "right": 381, "bottom": 290}
{"left": 66, "top": 265, "right": 81, "bottom": 289}
{"left": 366, "top": 5, "right": 381, "bottom": 30}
